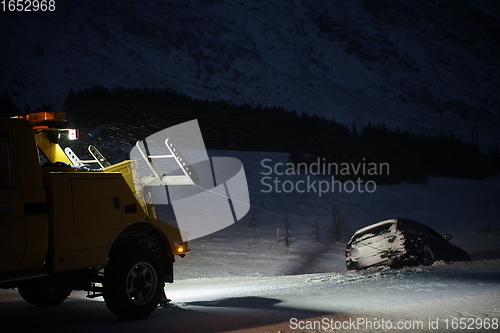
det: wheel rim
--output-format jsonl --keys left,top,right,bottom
{"left": 125, "top": 262, "right": 158, "bottom": 305}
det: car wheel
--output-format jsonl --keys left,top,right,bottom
{"left": 423, "top": 245, "right": 436, "bottom": 265}
{"left": 18, "top": 287, "right": 72, "bottom": 307}
{"left": 103, "top": 249, "right": 165, "bottom": 320}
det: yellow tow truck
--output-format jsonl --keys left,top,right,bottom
{"left": 0, "top": 111, "right": 189, "bottom": 319}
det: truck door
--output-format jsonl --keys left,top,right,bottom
{"left": 0, "top": 130, "right": 26, "bottom": 274}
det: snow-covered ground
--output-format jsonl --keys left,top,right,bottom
{"left": 165, "top": 261, "right": 500, "bottom": 333}
{"left": 158, "top": 149, "right": 500, "bottom": 332}
{"left": 1, "top": 150, "right": 499, "bottom": 332}
{"left": 2, "top": 260, "right": 499, "bottom": 332}
{"left": 171, "top": 150, "right": 500, "bottom": 280}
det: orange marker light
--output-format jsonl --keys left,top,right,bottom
{"left": 174, "top": 243, "right": 189, "bottom": 255}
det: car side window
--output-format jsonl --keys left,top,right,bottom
{"left": 0, "top": 131, "right": 11, "bottom": 188}
{"left": 399, "top": 220, "right": 443, "bottom": 239}
{"left": 398, "top": 221, "right": 419, "bottom": 235}
{"left": 418, "top": 224, "right": 443, "bottom": 239}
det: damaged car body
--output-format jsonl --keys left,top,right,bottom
{"left": 345, "top": 218, "right": 471, "bottom": 270}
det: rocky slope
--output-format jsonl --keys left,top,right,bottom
{"left": 0, "top": 0, "right": 499, "bottom": 145}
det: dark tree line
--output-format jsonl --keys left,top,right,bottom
{"left": 0, "top": 90, "right": 21, "bottom": 117}
{"left": 0, "top": 89, "right": 54, "bottom": 117}
{"left": 49, "top": 86, "right": 496, "bottom": 183}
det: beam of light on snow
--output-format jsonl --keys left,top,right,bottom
{"left": 166, "top": 287, "right": 232, "bottom": 302}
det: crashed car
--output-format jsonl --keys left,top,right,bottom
{"left": 345, "top": 218, "right": 471, "bottom": 270}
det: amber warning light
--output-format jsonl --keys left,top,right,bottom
{"left": 12, "top": 111, "right": 67, "bottom": 125}
{"left": 12, "top": 111, "right": 80, "bottom": 140}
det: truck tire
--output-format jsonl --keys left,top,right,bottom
{"left": 103, "top": 249, "right": 165, "bottom": 320}
{"left": 18, "top": 287, "right": 72, "bottom": 307}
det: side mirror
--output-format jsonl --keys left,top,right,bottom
{"left": 445, "top": 234, "right": 453, "bottom": 241}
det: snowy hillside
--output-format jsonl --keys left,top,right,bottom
{"left": 1, "top": 0, "right": 499, "bottom": 146}
{"left": 170, "top": 150, "right": 500, "bottom": 279}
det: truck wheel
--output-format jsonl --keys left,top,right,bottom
{"left": 18, "top": 287, "right": 72, "bottom": 307}
{"left": 103, "top": 249, "right": 164, "bottom": 320}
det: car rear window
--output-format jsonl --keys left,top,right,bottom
{"left": 351, "top": 223, "right": 394, "bottom": 244}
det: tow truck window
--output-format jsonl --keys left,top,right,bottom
{"left": 0, "top": 132, "right": 11, "bottom": 188}
{"left": 38, "top": 147, "right": 49, "bottom": 165}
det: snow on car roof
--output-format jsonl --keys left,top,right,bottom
{"left": 352, "top": 218, "right": 399, "bottom": 236}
